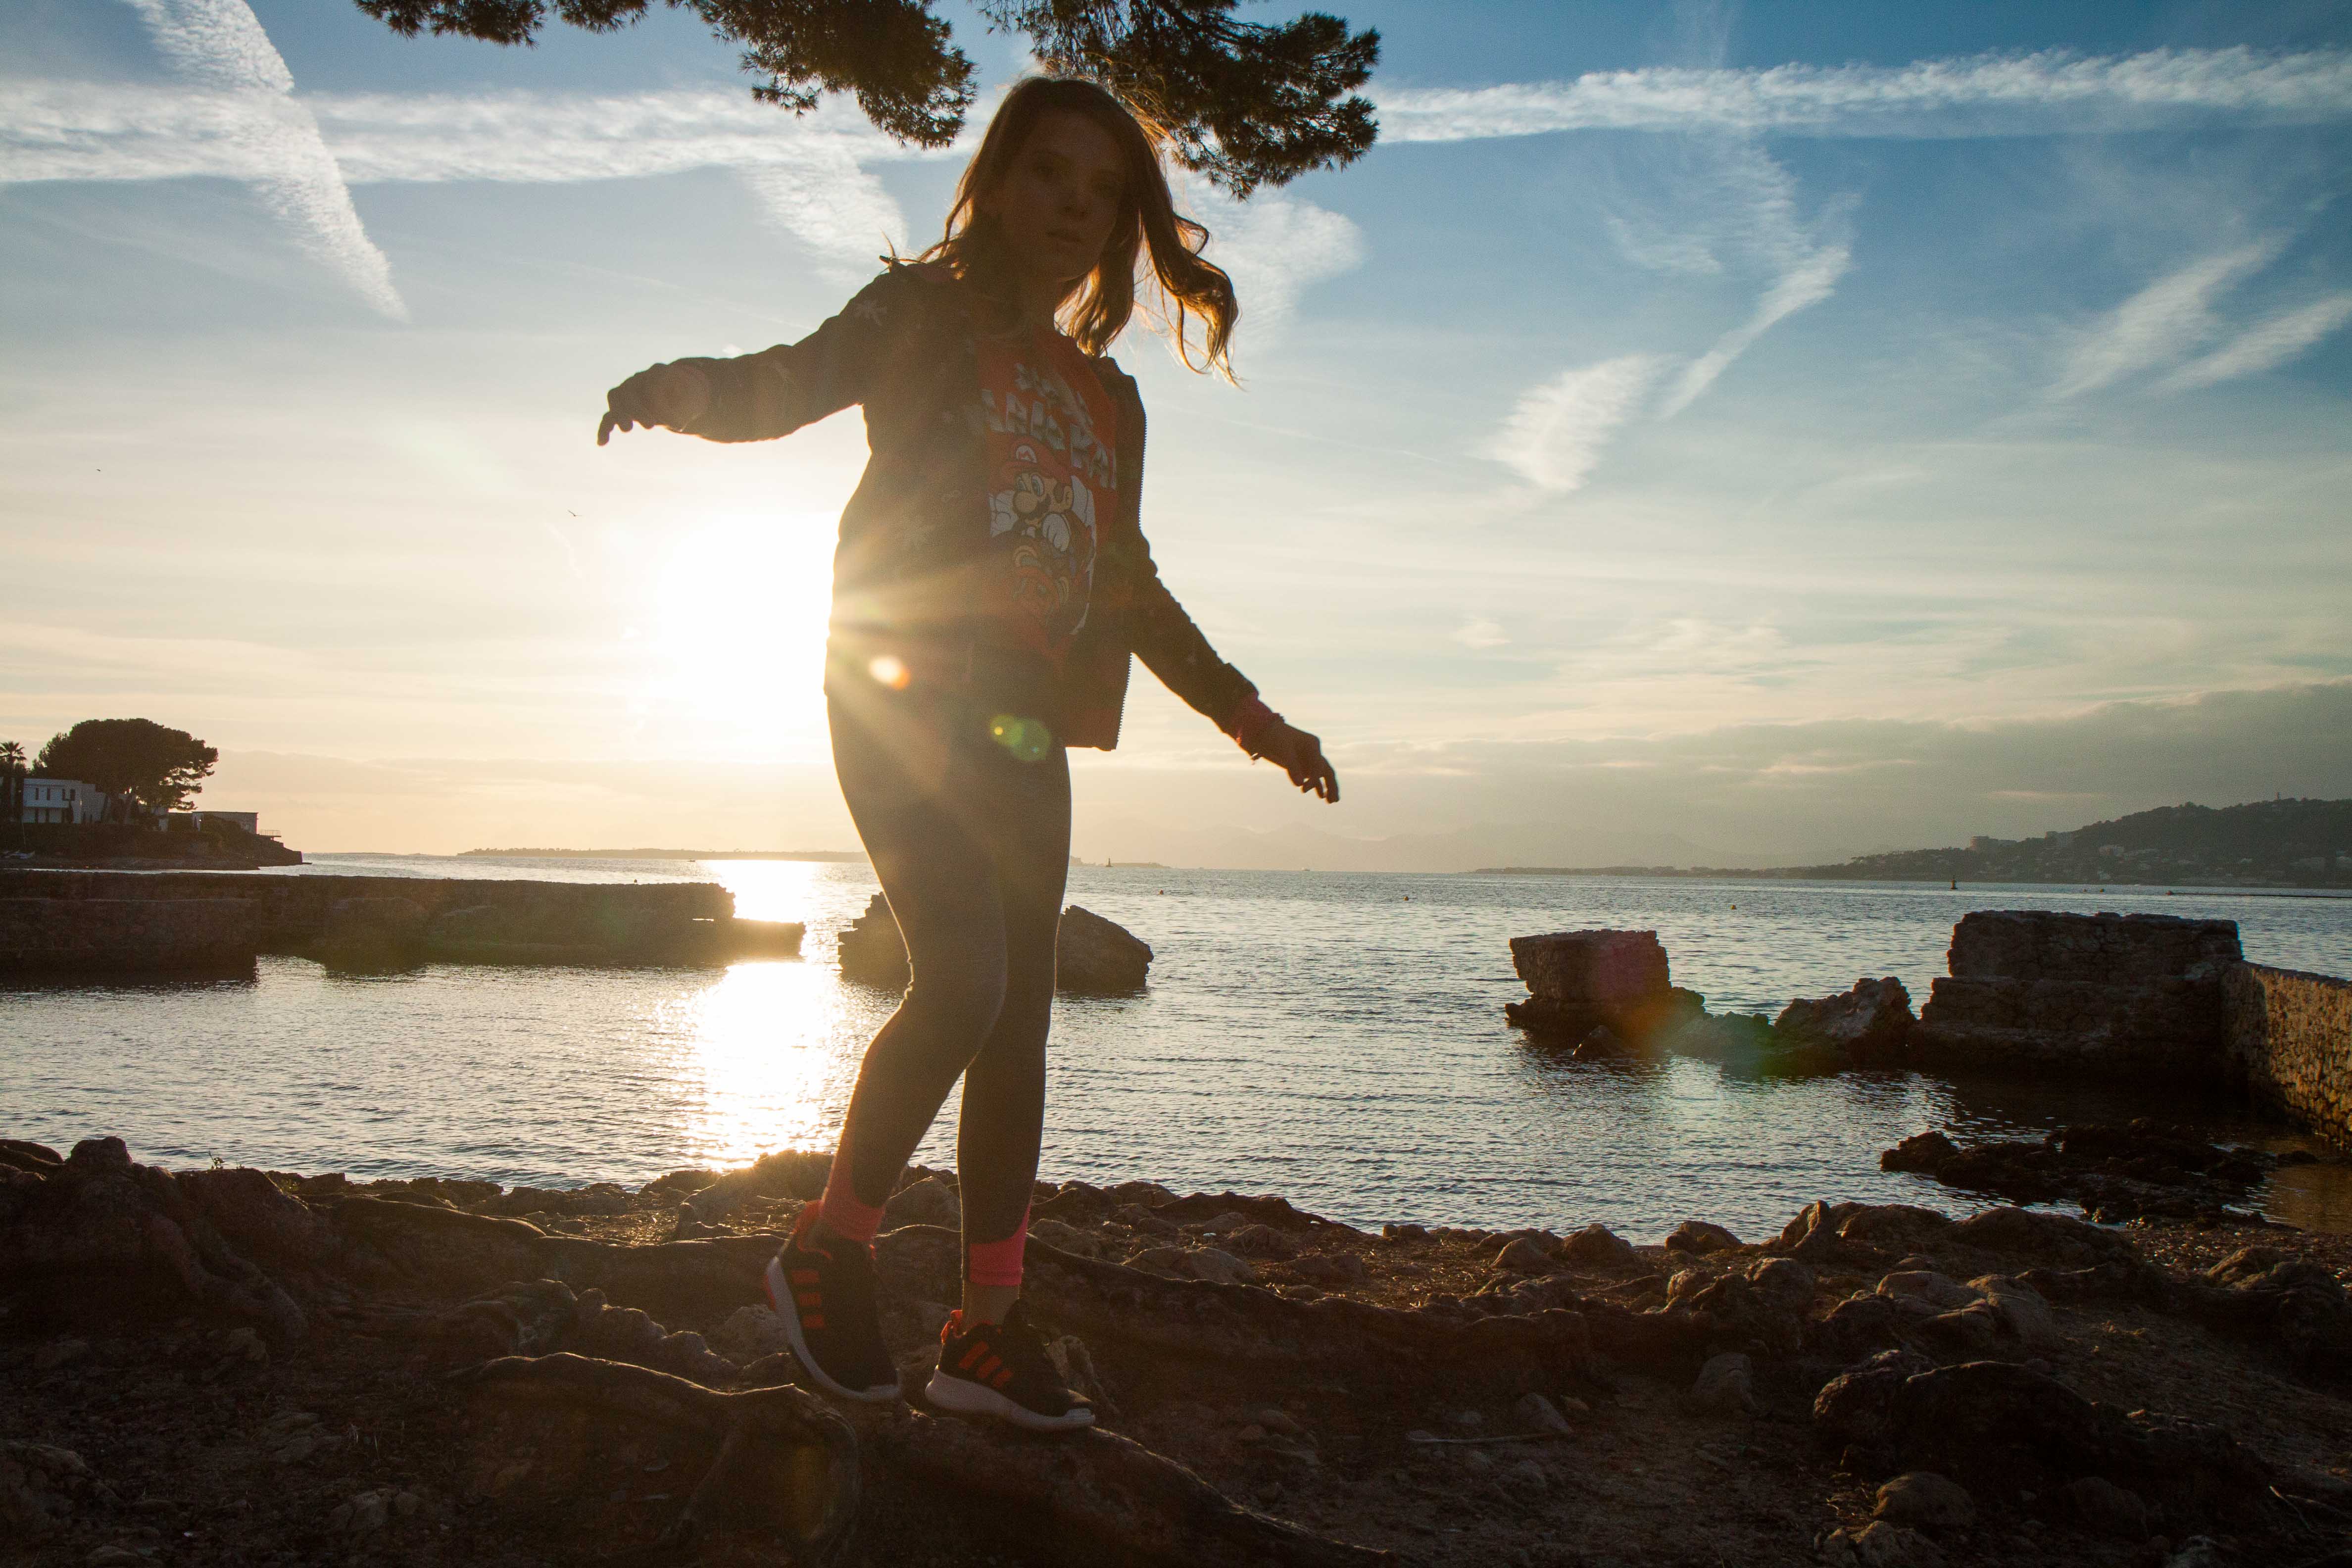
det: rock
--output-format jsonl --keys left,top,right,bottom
{"left": 86, "top": 1549, "right": 150, "bottom": 1567}
{"left": 1222, "top": 1223, "right": 1297, "bottom": 1260}
{"left": 710, "top": 1305, "right": 791, "bottom": 1363}
{"left": 1447, "top": 1409, "right": 1482, "bottom": 1430}
{"left": 1774, "top": 977, "right": 1916, "bottom": 1064}
{"left": 1876, "top": 1271, "right": 1976, "bottom": 1313}
{"left": 319, "top": 896, "right": 429, "bottom": 973}
{"left": 1505, "top": 929, "right": 1678, "bottom": 1039}
{"left": 31, "top": 1336, "right": 91, "bottom": 1371}
{"left": 1127, "top": 1246, "right": 1191, "bottom": 1278}
{"left": 1745, "top": 1256, "right": 1815, "bottom": 1313}
{"left": 1503, "top": 1458, "right": 1549, "bottom": 1492}
{"left": 1913, "top": 1304, "right": 2004, "bottom": 1357}
{"left": 1494, "top": 1237, "right": 1555, "bottom": 1274}
{"left": 1027, "top": 1218, "right": 1099, "bottom": 1258}
{"left": 882, "top": 1177, "right": 961, "bottom": 1231}
{"left": 1968, "top": 1276, "right": 2061, "bottom": 1350}
{"left": 2, "top": 1441, "right": 92, "bottom": 1541}
{"left": 1881, "top": 1131, "right": 1960, "bottom": 1174}
{"left": 1572, "top": 1025, "right": 1632, "bottom": 1058}
{"left": 1510, "top": 929, "right": 1670, "bottom": 1004}
{"left": 836, "top": 893, "right": 911, "bottom": 988}
{"left": 1688, "top": 1352, "right": 1755, "bottom": 1416}
{"left": 1665, "top": 1220, "right": 1740, "bottom": 1255}
{"left": 1285, "top": 1252, "right": 1369, "bottom": 1286}
{"left": 1821, "top": 1520, "right": 1946, "bottom": 1568}
{"left": 1559, "top": 1223, "right": 1638, "bottom": 1268}
{"left": 1104, "top": 1180, "right": 1177, "bottom": 1209}
{"left": 1182, "top": 1247, "right": 1257, "bottom": 1286}
{"left": 1890, "top": 1121, "right": 2277, "bottom": 1225}
{"left": 1774, "top": 1200, "right": 1955, "bottom": 1261}
{"left": 1873, "top": 1471, "right": 1975, "bottom": 1535}
{"left": 2062, "top": 1475, "right": 2154, "bottom": 1538}
{"left": 2165, "top": 1536, "right": 2226, "bottom": 1568}
{"left": 1055, "top": 906, "right": 1152, "bottom": 993}
{"left": 1911, "top": 911, "right": 2242, "bottom": 1077}
{"left": 837, "top": 895, "right": 1153, "bottom": 993}
{"left": 1514, "top": 1392, "right": 1572, "bottom": 1435}
{"left": 1382, "top": 1223, "right": 1429, "bottom": 1243}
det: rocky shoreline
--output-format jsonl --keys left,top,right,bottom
{"left": 7, "top": 1134, "right": 2352, "bottom": 1568}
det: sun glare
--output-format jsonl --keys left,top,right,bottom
{"left": 644, "top": 514, "right": 834, "bottom": 755}
{"left": 662, "top": 961, "right": 843, "bottom": 1168}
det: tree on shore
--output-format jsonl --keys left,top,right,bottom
{"left": 353, "top": 0, "right": 1379, "bottom": 196}
{"left": 0, "top": 740, "right": 24, "bottom": 825}
{"left": 35, "top": 720, "right": 218, "bottom": 823}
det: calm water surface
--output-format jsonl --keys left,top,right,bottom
{"left": 6, "top": 859, "right": 2349, "bottom": 1238}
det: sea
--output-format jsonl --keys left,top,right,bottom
{"left": 7, "top": 857, "right": 2351, "bottom": 1240}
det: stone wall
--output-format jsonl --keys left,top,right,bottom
{"left": 0, "top": 898, "right": 258, "bottom": 974}
{"left": 1911, "top": 910, "right": 2242, "bottom": 1076}
{"left": 0, "top": 872, "right": 792, "bottom": 972}
{"left": 2225, "top": 964, "right": 2352, "bottom": 1150}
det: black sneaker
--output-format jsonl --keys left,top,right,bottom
{"left": 764, "top": 1207, "right": 900, "bottom": 1403}
{"left": 925, "top": 1302, "right": 1095, "bottom": 1432}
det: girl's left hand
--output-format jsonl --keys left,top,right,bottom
{"left": 1259, "top": 721, "right": 1339, "bottom": 803}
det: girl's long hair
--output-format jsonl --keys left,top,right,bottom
{"left": 922, "top": 77, "right": 1238, "bottom": 377}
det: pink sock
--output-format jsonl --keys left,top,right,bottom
{"left": 964, "top": 1204, "right": 1031, "bottom": 1290}
{"left": 814, "top": 1129, "right": 883, "bottom": 1245}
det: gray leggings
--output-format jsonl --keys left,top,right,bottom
{"left": 825, "top": 681, "right": 1071, "bottom": 1257}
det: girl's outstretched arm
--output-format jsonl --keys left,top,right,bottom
{"left": 595, "top": 267, "right": 909, "bottom": 447}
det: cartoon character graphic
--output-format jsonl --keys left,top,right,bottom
{"left": 980, "top": 349, "right": 1110, "bottom": 653}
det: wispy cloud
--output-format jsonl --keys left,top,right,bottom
{"left": 1484, "top": 354, "right": 1668, "bottom": 491}
{"left": 1192, "top": 188, "right": 1367, "bottom": 327}
{"left": 116, "top": 0, "right": 403, "bottom": 319}
{"left": 2157, "top": 291, "right": 2352, "bottom": 392}
{"left": 2053, "top": 239, "right": 2284, "bottom": 396}
{"left": 1454, "top": 617, "right": 1508, "bottom": 649}
{"left": 735, "top": 139, "right": 910, "bottom": 283}
{"left": 1379, "top": 47, "right": 2352, "bottom": 142}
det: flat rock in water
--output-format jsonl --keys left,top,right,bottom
{"left": 835, "top": 895, "right": 1152, "bottom": 993}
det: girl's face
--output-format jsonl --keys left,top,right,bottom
{"left": 981, "top": 110, "right": 1127, "bottom": 291}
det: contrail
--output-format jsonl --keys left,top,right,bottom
{"left": 118, "top": 0, "right": 404, "bottom": 319}
{"left": 1377, "top": 47, "right": 2352, "bottom": 142}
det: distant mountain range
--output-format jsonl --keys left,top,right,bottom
{"left": 1483, "top": 797, "right": 2352, "bottom": 888}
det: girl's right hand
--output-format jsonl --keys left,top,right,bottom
{"left": 596, "top": 362, "right": 711, "bottom": 445}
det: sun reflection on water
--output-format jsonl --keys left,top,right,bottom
{"left": 648, "top": 861, "right": 872, "bottom": 1168}
{"left": 659, "top": 961, "right": 846, "bottom": 1169}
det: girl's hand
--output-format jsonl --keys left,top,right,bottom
{"left": 1259, "top": 721, "right": 1339, "bottom": 803}
{"left": 596, "top": 362, "right": 711, "bottom": 445}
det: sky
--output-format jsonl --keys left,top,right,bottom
{"left": 3, "top": 0, "right": 2350, "bottom": 869}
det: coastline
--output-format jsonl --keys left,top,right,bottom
{"left": 6, "top": 1132, "right": 2350, "bottom": 1567}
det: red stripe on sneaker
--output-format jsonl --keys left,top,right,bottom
{"left": 803, "top": 1314, "right": 825, "bottom": 1329}
{"left": 958, "top": 1344, "right": 989, "bottom": 1372}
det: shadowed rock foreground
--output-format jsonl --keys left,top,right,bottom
{"left": 5, "top": 1134, "right": 2352, "bottom": 1568}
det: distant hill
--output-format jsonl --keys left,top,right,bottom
{"left": 461, "top": 847, "right": 865, "bottom": 862}
{"left": 1476, "top": 798, "right": 2352, "bottom": 887}
{"left": 1797, "top": 797, "right": 2352, "bottom": 887}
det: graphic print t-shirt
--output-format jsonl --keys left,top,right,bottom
{"left": 976, "top": 327, "right": 1118, "bottom": 668}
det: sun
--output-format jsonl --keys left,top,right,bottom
{"left": 644, "top": 513, "right": 834, "bottom": 755}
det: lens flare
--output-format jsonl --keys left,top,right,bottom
{"left": 988, "top": 713, "right": 1053, "bottom": 762}
{"left": 868, "top": 654, "right": 910, "bottom": 690}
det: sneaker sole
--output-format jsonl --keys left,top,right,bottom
{"left": 924, "top": 1369, "right": 1096, "bottom": 1432}
{"left": 764, "top": 1255, "right": 900, "bottom": 1405}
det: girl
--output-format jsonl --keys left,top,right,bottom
{"left": 598, "top": 77, "right": 1338, "bottom": 1431}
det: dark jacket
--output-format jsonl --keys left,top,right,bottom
{"left": 673, "top": 262, "right": 1258, "bottom": 751}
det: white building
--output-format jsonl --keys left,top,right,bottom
{"left": 18, "top": 778, "right": 108, "bottom": 824}
{"left": 178, "top": 811, "right": 261, "bottom": 834}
